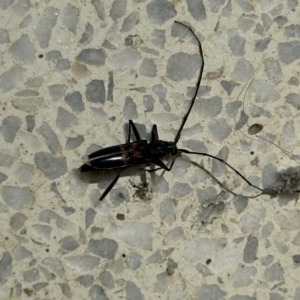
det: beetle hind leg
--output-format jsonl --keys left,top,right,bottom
{"left": 100, "top": 168, "right": 125, "bottom": 201}
{"left": 151, "top": 124, "right": 159, "bottom": 143}
{"left": 128, "top": 120, "right": 141, "bottom": 142}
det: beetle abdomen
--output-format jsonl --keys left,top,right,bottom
{"left": 85, "top": 145, "right": 126, "bottom": 169}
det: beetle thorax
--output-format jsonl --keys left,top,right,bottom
{"left": 151, "top": 141, "right": 178, "bottom": 157}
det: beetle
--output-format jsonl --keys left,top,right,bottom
{"left": 81, "top": 21, "right": 264, "bottom": 201}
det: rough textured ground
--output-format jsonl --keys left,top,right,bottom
{"left": 1, "top": 0, "right": 300, "bottom": 299}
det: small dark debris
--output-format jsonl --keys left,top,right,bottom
{"left": 166, "top": 266, "right": 175, "bottom": 275}
{"left": 124, "top": 35, "right": 141, "bottom": 48}
{"left": 23, "top": 288, "right": 33, "bottom": 296}
{"left": 264, "top": 166, "right": 300, "bottom": 196}
{"left": 248, "top": 123, "right": 263, "bottom": 135}
{"left": 131, "top": 181, "right": 152, "bottom": 200}
{"left": 116, "top": 214, "right": 125, "bottom": 220}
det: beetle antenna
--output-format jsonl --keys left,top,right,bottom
{"left": 173, "top": 21, "right": 204, "bottom": 144}
{"left": 179, "top": 148, "right": 264, "bottom": 193}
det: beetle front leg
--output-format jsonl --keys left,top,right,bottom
{"left": 142, "top": 153, "right": 182, "bottom": 173}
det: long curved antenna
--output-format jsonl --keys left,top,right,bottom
{"left": 179, "top": 148, "right": 264, "bottom": 193}
{"left": 232, "top": 57, "right": 300, "bottom": 164}
{"left": 173, "top": 21, "right": 204, "bottom": 144}
{"left": 240, "top": 59, "right": 300, "bottom": 165}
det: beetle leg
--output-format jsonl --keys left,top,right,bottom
{"left": 142, "top": 153, "right": 181, "bottom": 172}
{"left": 150, "top": 124, "right": 159, "bottom": 143}
{"left": 128, "top": 120, "right": 141, "bottom": 142}
{"left": 143, "top": 159, "right": 173, "bottom": 172}
{"left": 100, "top": 168, "right": 125, "bottom": 200}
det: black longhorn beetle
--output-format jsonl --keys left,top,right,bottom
{"left": 81, "top": 21, "right": 264, "bottom": 201}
